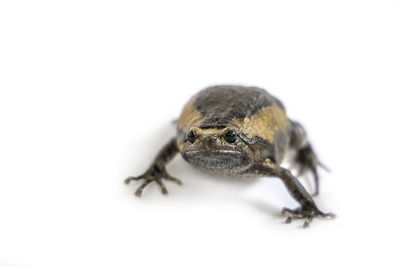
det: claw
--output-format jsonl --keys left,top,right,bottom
{"left": 124, "top": 175, "right": 142, "bottom": 184}
{"left": 124, "top": 176, "right": 134, "bottom": 184}
{"left": 322, "top": 212, "right": 337, "bottom": 219}
{"left": 125, "top": 165, "right": 181, "bottom": 196}
{"left": 155, "top": 179, "right": 168, "bottom": 195}
{"left": 282, "top": 206, "right": 335, "bottom": 227}
{"left": 134, "top": 180, "right": 150, "bottom": 197}
{"left": 134, "top": 189, "right": 142, "bottom": 197}
{"left": 164, "top": 173, "right": 182, "bottom": 185}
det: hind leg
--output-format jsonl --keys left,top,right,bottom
{"left": 289, "top": 121, "right": 327, "bottom": 196}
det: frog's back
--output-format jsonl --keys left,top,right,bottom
{"left": 192, "top": 85, "right": 284, "bottom": 129}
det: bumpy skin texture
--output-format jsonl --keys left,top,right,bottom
{"left": 125, "top": 85, "right": 334, "bottom": 227}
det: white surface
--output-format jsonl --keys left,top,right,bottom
{"left": 1, "top": 0, "right": 400, "bottom": 266}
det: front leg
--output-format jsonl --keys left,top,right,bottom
{"left": 252, "top": 159, "right": 335, "bottom": 227}
{"left": 125, "top": 138, "right": 182, "bottom": 197}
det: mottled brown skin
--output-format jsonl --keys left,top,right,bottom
{"left": 125, "top": 85, "right": 334, "bottom": 227}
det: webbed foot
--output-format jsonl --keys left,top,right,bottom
{"left": 124, "top": 165, "right": 182, "bottom": 197}
{"left": 282, "top": 206, "right": 336, "bottom": 228}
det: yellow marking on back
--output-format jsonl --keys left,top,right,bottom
{"left": 231, "top": 106, "right": 290, "bottom": 143}
{"left": 192, "top": 128, "right": 221, "bottom": 136}
{"left": 178, "top": 97, "right": 204, "bottom": 133}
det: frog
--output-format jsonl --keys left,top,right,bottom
{"left": 125, "top": 85, "right": 335, "bottom": 227}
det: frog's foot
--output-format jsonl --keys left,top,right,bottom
{"left": 282, "top": 206, "right": 336, "bottom": 228}
{"left": 124, "top": 165, "right": 182, "bottom": 197}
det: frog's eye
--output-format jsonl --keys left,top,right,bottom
{"left": 186, "top": 130, "right": 196, "bottom": 143}
{"left": 224, "top": 129, "right": 237, "bottom": 143}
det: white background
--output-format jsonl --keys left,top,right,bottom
{"left": 1, "top": 0, "right": 400, "bottom": 266}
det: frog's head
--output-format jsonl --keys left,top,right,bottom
{"left": 180, "top": 127, "right": 254, "bottom": 175}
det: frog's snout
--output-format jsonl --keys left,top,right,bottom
{"left": 200, "top": 135, "right": 221, "bottom": 150}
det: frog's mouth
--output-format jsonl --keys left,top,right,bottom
{"left": 182, "top": 149, "right": 252, "bottom": 175}
{"left": 185, "top": 149, "right": 241, "bottom": 155}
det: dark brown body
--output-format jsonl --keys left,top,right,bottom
{"left": 125, "top": 85, "right": 335, "bottom": 227}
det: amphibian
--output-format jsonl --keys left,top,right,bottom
{"left": 125, "top": 85, "right": 334, "bottom": 227}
